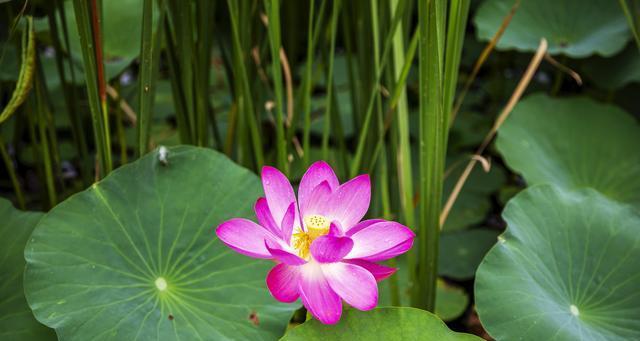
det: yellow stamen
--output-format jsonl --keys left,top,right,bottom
{"left": 293, "top": 215, "right": 331, "bottom": 259}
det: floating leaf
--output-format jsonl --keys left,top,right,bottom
{"left": 434, "top": 280, "right": 469, "bottom": 322}
{"left": 438, "top": 229, "right": 500, "bottom": 280}
{"left": 0, "top": 199, "right": 55, "bottom": 340}
{"left": 24, "top": 146, "right": 296, "bottom": 340}
{"left": 281, "top": 307, "right": 481, "bottom": 340}
{"left": 475, "top": 185, "right": 640, "bottom": 340}
{"left": 582, "top": 44, "right": 640, "bottom": 90}
{"left": 496, "top": 94, "right": 640, "bottom": 207}
{"left": 474, "top": 0, "right": 631, "bottom": 57}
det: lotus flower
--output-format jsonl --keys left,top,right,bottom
{"left": 216, "top": 161, "right": 415, "bottom": 324}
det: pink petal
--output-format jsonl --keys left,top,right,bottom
{"left": 325, "top": 174, "right": 371, "bottom": 229}
{"left": 299, "top": 181, "right": 333, "bottom": 219}
{"left": 216, "top": 218, "right": 278, "bottom": 258}
{"left": 345, "top": 219, "right": 385, "bottom": 236}
{"left": 266, "top": 240, "right": 307, "bottom": 265}
{"left": 254, "top": 198, "right": 281, "bottom": 237}
{"left": 366, "top": 239, "right": 414, "bottom": 261}
{"left": 310, "top": 235, "right": 353, "bottom": 263}
{"left": 299, "top": 262, "right": 342, "bottom": 324}
{"left": 344, "top": 259, "right": 396, "bottom": 281}
{"left": 299, "top": 161, "right": 339, "bottom": 214}
{"left": 328, "top": 221, "right": 343, "bottom": 236}
{"left": 281, "top": 202, "right": 296, "bottom": 244}
{"left": 266, "top": 263, "right": 300, "bottom": 303}
{"left": 262, "top": 166, "right": 300, "bottom": 229}
{"left": 345, "top": 221, "right": 415, "bottom": 261}
{"left": 323, "top": 262, "right": 378, "bottom": 311}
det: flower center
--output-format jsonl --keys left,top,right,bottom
{"left": 293, "top": 215, "right": 331, "bottom": 259}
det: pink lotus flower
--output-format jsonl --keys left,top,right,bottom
{"left": 216, "top": 161, "right": 415, "bottom": 324}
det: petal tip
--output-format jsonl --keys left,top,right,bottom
{"left": 310, "top": 160, "right": 331, "bottom": 169}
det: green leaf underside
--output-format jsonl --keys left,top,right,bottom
{"left": 0, "top": 199, "right": 55, "bottom": 340}
{"left": 474, "top": 0, "right": 630, "bottom": 57}
{"left": 24, "top": 146, "right": 296, "bottom": 340}
{"left": 281, "top": 307, "right": 481, "bottom": 341}
{"left": 496, "top": 94, "right": 640, "bottom": 208}
{"left": 439, "top": 229, "right": 500, "bottom": 280}
{"left": 475, "top": 185, "right": 640, "bottom": 340}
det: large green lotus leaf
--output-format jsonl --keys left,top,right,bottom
{"left": 0, "top": 199, "right": 55, "bottom": 340}
{"left": 24, "top": 146, "right": 296, "bottom": 340}
{"left": 474, "top": 0, "right": 630, "bottom": 57}
{"left": 281, "top": 307, "right": 481, "bottom": 340}
{"left": 496, "top": 94, "right": 640, "bottom": 207}
{"left": 438, "top": 229, "right": 500, "bottom": 280}
{"left": 60, "top": 0, "right": 149, "bottom": 80}
{"left": 475, "top": 185, "right": 640, "bottom": 340}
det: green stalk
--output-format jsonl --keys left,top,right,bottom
{"left": 321, "top": 0, "right": 341, "bottom": 161}
{"left": 0, "top": 16, "right": 34, "bottom": 125}
{"left": 137, "top": 0, "right": 164, "bottom": 156}
{"left": 353, "top": 2, "right": 372, "bottom": 136}
{"left": 163, "top": 24, "right": 191, "bottom": 144}
{"left": 57, "top": 0, "right": 92, "bottom": 183}
{"left": 300, "top": 0, "right": 316, "bottom": 166}
{"left": 165, "top": 0, "right": 195, "bottom": 144}
{"left": 348, "top": 0, "right": 407, "bottom": 177}
{"left": 72, "top": 0, "right": 112, "bottom": 178}
{"left": 164, "top": 0, "right": 215, "bottom": 148}
{"left": 388, "top": 0, "right": 418, "bottom": 303}
{"left": 619, "top": 0, "right": 640, "bottom": 52}
{"left": 227, "top": 0, "right": 264, "bottom": 169}
{"left": 378, "top": 147, "right": 400, "bottom": 306}
{"left": 265, "top": 0, "right": 287, "bottom": 173}
{"left": 0, "top": 135, "right": 25, "bottom": 209}
{"left": 177, "top": 0, "right": 196, "bottom": 141}
{"left": 49, "top": 0, "right": 90, "bottom": 185}
{"left": 114, "top": 83, "right": 128, "bottom": 164}
{"left": 415, "top": 0, "right": 446, "bottom": 311}
{"left": 194, "top": 0, "right": 215, "bottom": 147}
{"left": 33, "top": 70, "right": 57, "bottom": 208}
{"left": 442, "top": 0, "right": 470, "bottom": 127}
{"left": 371, "top": 0, "right": 400, "bottom": 306}
{"left": 341, "top": 9, "right": 360, "bottom": 131}
{"left": 39, "top": 56, "right": 65, "bottom": 194}
{"left": 368, "top": 30, "right": 417, "bottom": 189}
{"left": 93, "top": 0, "right": 111, "bottom": 172}
{"left": 329, "top": 83, "right": 349, "bottom": 176}
{"left": 299, "top": 0, "right": 328, "bottom": 166}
